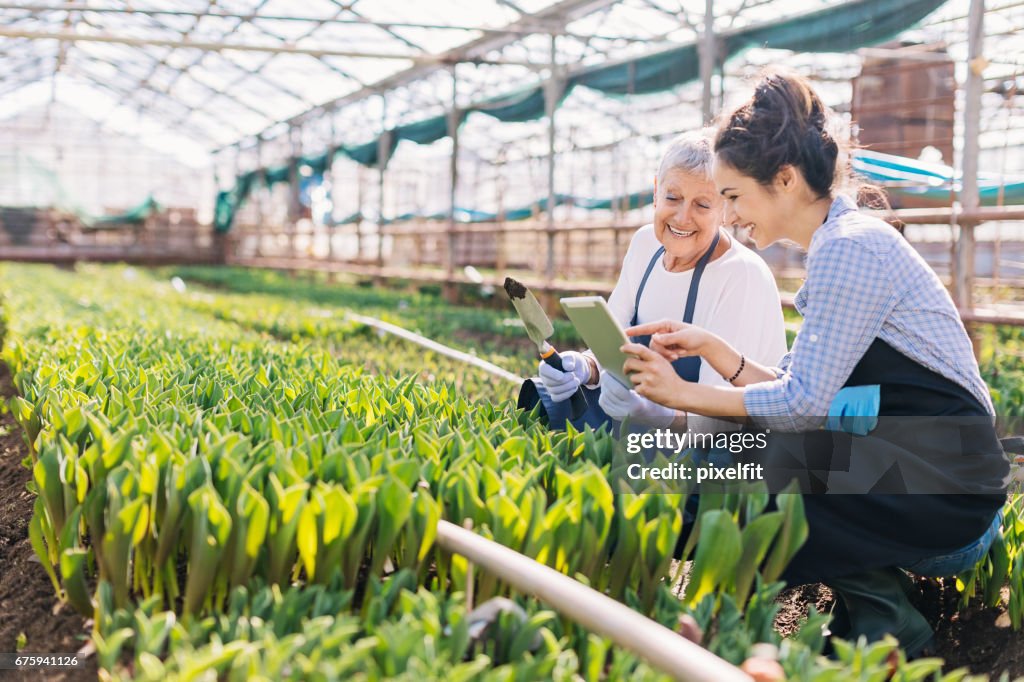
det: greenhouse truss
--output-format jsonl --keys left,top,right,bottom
{"left": 3, "top": 0, "right": 1024, "bottom": 224}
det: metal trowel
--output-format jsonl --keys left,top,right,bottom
{"left": 503, "top": 277, "right": 588, "bottom": 419}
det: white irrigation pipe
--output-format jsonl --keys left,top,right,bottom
{"left": 435, "top": 520, "right": 752, "bottom": 682}
{"left": 344, "top": 312, "right": 524, "bottom": 385}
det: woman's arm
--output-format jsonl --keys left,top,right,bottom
{"left": 624, "top": 320, "right": 779, "bottom": 386}
{"left": 620, "top": 343, "right": 749, "bottom": 417}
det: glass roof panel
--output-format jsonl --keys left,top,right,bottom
{"left": 509, "top": 0, "right": 564, "bottom": 14}
{"left": 318, "top": 54, "right": 415, "bottom": 85}
{"left": 377, "top": 26, "right": 484, "bottom": 54}
{"left": 188, "top": 15, "right": 247, "bottom": 41}
{"left": 353, "top": 0, "right": 523, "bottom": 28}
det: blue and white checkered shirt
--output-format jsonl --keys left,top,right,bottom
{"left": 744, "top": 194, "right": 994, "bottom": 431}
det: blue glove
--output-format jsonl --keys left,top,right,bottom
{"left": 826, "top": 385, "right": 880, "bottom": 436}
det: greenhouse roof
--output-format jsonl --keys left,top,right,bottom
{"left": 1, "top": 0, "right": 1022, "bottom": 169}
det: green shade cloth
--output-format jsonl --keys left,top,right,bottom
{"left": 473, "top": 86, "right": 548, "bottom": 122}
{"left": 569, "top": 45, "right": 700, "bottom": 96}
{"left": 300, "top": 152, "right": 331, "bottom": 176}
{"left": 340, "top": 138, "right": 393, "bottom": 166}
{"left": 214, "top": 169, "right": 261, "bottom": 233}
{"left": 725, "top": 0, "right": 946, "bottom": 56}
{"left": 329, "top": 211, "right": 364, "bottom": 226}
{"left": 87, "top": 195, "right": 161, "bottom": 228}
{"left": 265, "top": 163, "right": 291, "bottom": 187}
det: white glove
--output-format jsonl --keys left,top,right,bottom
{"left": 538, "top": 350, "right": 592, "bottom": 403}
{"left": 598, "top": 370, "right": 676, "bottom": 428}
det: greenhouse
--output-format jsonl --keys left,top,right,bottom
{"left": 1, "top": 0, "right": 1024, "bottom": 680}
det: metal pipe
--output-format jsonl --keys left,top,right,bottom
{"left": 880, "top": 206, "right": 1024, "bottom": 224}
{"left": 856, "top": 46, "right": 957, "bottom": 62}
{"left": 377, "top": 95, "right": 388, "bottom": 269}
{"left": 545, "top": 33, "right": 558, "bottom": 284}
{"left": 345, "top": 316, "right": 521, "bottom": 384}
{"left": 0, "top": 27, "right": 539, "bottom": 65}
{"left": 955, "top": 0, "right": 985, "bottom": 312}
{"left": 699, "top": 0, "right": 714, "bottom": 123}
{"left": 448, "top": 65, "right": 459, "bottom": 281}
{"left": 0, "top": 3, "right": 643, "bottom": 41}
{"left": 435, "top": 520, "right": 752, "bottom": 682}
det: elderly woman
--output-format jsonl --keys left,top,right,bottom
{"left": 533, "top": 129, "right": 787, "bottom": 430}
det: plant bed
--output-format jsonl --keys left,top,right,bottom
{"left": 0, "top": 362, "right": 96, "bottom": 681}
{"left": 1, "top": 262, "right": 1022, "bottom": 681}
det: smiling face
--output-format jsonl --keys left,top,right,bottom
{"left": 653, "top": 168, "right": 722, "bottom": 270}
{"left": 712, "top": 158, "right": 788, "bottom": 249}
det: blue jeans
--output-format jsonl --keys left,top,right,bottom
{"left": 901, "top": 511, "right": 1002, "bottom": 577}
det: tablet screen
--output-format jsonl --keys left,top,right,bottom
{"left": 560, "top": 296, "right": 633, "bottom": 388}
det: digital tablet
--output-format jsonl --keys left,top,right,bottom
{"left": 559, "top": 296, "right": 634, "bottom": 388}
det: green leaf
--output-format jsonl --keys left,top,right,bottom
{"left": 685, "top": 510, "right": 742, "bottom": 607}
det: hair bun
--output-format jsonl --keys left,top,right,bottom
{"left": 715, "top": 70, "right": 843, "bottom": 199}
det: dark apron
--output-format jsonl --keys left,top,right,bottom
{"left": 517, "top": 230, "right": 721, "bottom": 430}
{"left": 774, "top": 338, "right": 1009, "bottom": 585}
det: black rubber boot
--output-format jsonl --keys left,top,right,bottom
{"left": 826, "top": 567, "right": 934, "bottom": 658}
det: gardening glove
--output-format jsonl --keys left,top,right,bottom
{"left": 537, "top": 350, "right": 592, "bottom": 403}
{"left": 598, "top": 370, "right": 676, "bottom": 428}
{"left": 826, "top": 384, "right": 880, "bottom": 436}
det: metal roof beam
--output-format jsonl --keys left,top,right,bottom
{"left": 0, "top": 3, "right": 647, "bottom": 41}
{"left": 0, "top": 26, "right": 542, "bottom": 65}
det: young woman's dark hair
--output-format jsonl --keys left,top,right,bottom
{"left": 715, "top": 69, "right": 902, "bottom": 232}
{"left": 714, "top": 69, "right": 840, "bottom": 198}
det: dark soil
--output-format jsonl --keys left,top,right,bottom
{"left": 0, "top": 363, "right": 96, "bottom": 681}
{"left": 774, "top": 582, "right": 835, "bottom": 638}
{"left": 774, "top": 578, "right": 1024, "bottom": 680}
{"left": 915, "top": 577, "right": 1024, "bottom": 680}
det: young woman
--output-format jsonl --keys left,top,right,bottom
{"left": 621, "top": 71, "right": 1008, "bottom": 655}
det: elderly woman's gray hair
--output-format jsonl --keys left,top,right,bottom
{"left": 657, "top": 128, "right": 715, "bottom": 182}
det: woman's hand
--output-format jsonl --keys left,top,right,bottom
{"left": 597, "top": 371, "right": 676, "bottom": 427}
{"left": 624, "top": 320, "right": 715, "bottom": 361}
{"left": 620, "top": 343, "right": 691, "bottom": 409}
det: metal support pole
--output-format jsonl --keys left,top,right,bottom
{"left": 699, "top": 0, "right": 715, "bottom": 123}
{"left": 377, "top": 94, "right": 388, "bottom": 272}
{"left": 326, "top": 117, "right": 335, "bottom": 268}
{"left": 446, "top": 64, "right": 459, "bottom": 299}
{"left": 255, "top": 134, "right": 264, "bottom": 257}
{"left": 289, "top": 126, "right": 302, "bottom": 261}
{"left": 356, "top": 166, "right": 364, "bottom": 261}
{"left": 496, "top": 151, "right": 507, "bottom": 274}
{"left": 545, "top": 33, "right": 559, "bottom": 285}
{"left": 956, "top": 0, "right": 984, "bottom": 333}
